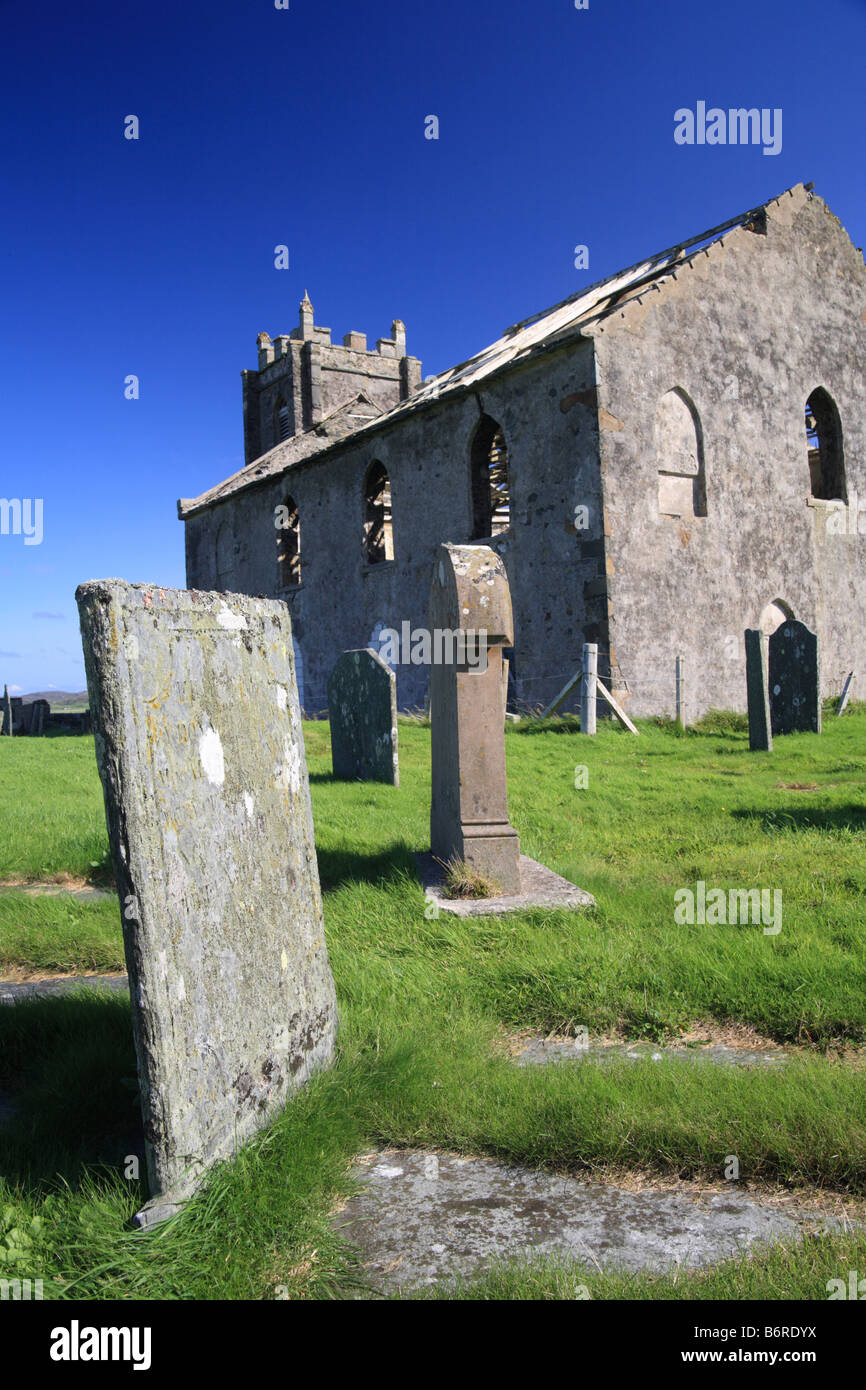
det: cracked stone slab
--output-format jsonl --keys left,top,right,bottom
{"left": 0, "top": 975, "right": 130, "bottom": 1004}
{"left": 335, "top": 1149, "right": 840, "bottom": 1295}
{"left": 416, "top": 853, "right": 595, "bottom": 917}
{"left": 516, "top": 1038, "right": 789, "bottom": 1068}
{"left": 0, "top": 885, "right": 115, "bottom": 902}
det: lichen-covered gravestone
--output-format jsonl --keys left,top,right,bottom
{"left": 769, "top": 620, "right": 821, "bottom": 736}
{"left": 76, "top": 581, "right": 338, "bottom": 1225}
{"left": 429, "top": 543, "right": 521, "bottom": 894}
{"left": 327, "top": 648, "right": 398, "bottom": 785}
{"left": 744, "top": 629, "right": 772, "bottom": 752}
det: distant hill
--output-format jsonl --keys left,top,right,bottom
{"left": 22, "top": 690, "right": 90, "bottom": 712}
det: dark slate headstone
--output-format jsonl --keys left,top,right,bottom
{"left": 769, "top": 620, "right": 821, "bottom": 736}
{"left": 76, "top": 581, "right": 339, "bottom": 1224}
{"left": 328, "top": 648, "right": 398, "bottom": 785}
{"left": 745, "top": 629, "right": 772, "bottom": 752}
{"left": 1, "top": 685, "right": 12, "bottom": 736}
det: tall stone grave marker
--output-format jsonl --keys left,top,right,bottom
{"left": 769, "top": 619, "right": 821, "bottom": 736}
{"left": 328, "top": 649, "right": 398, "bottom": 785}
{"left": 745, "top": 629, "right": 772, "bottom": 752}
{"left": 430, "top": 544, "right": 521, "bottom": 894}
{"left": 1, "top": 684, "right": 12, "bottom": 736}
{"left": 76, "top": 581, "right": 338, "bottom": 1223}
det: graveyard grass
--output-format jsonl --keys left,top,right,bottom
{"left": 1, "top": 708, "right": 865, "bottom": 1299}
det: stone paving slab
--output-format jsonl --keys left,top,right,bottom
{"left": 335, "top": 1149, "right": 842, "bottom": 1296}
{"left": 0, "top": 884, "right": 115, "bottom": 902}
{"left": 416, "top": 853, "right": 595, "bottom": 918}
{"left": 0, "top": 975, "right": 129, "bottom": 1004}
{"left": 516, "top": 1038, "right": 788, "bottom": 1068}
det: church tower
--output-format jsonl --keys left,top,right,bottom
{"left": 241, "top": 293, "right": 422, "bottom": 464}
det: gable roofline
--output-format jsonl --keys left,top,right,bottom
{"left": 180, "top": 183, "right": 813, "bottom": 519}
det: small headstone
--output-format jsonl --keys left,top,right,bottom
{"left": 76, "top": 580, "right": 338, "bottom": 1222}
{"left": 744, "top": 629, "right": 772, "bottom": 752}
{"left": 769, "top": 620, "right": 821, "bottom": 735}
{"left": 430, "top": 543, "right": 520, "bottom": 895}
{"left": 328, "top": 648, "right": 398, "bottom": 784}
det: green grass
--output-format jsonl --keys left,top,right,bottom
{"left": 0, "top": 736, "right": 111, "bottom": 881}
{"left": 0, "top": 894, "right": 124, "bottom": 975}
{"left": 1, "top": 714, "right": 865, "bottom": 1298}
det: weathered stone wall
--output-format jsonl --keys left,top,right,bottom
{"left": 185, "top": 188, "right": 865, "bottom": 721}
{"left": 185, "top": 337, "right": 601, "bottom": 715}
{"left": 594, "top": 187, "right": 866, "bottom": 718}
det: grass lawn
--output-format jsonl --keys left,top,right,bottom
{"left": 0, "top": 710, "right": 864, "bottom": 1299}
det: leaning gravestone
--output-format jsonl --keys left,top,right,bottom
{"left": 769, "top": 619, "right": 821, "bottom": 736}
{"left": 328, "top": 648, "right": 398, "bottom": 785}
{"left": 76, "top": 581, "right": 338, "bottom": 1224}
{"left": 744, "top": 629, "right": 772, "bottom": 752}
{"left": 430, "top": 544, "right": 521, "bottom": 894}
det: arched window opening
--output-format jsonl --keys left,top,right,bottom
{"left": 470, "top": 416, "right": 510, "bottom": 539}
{"left": 364, "top": 462, "right": 394, "bottom": 564}
{"left": 656, "top": 388, "right": 707, "bottom": 519}
{"left": 806, "top": 389, "right": 845, "bottom": 502}
{"left": 215, "top": 523, "right": 236, "bottom": 591}
{"left": 760, "top": 599, "right": 794, "bottom": 638}
{"left": 276, "top": 495, "right": 300, "bottom": 587}
{"left": 274, "top": 398, "right": 291, "bottom": 445}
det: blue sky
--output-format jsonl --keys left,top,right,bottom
{"left": 1, "top": 0, "right": 864, "bottom": 693}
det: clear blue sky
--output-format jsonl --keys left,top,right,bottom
{"left": 1, "top": 0, "right": 864, "bottom": 693}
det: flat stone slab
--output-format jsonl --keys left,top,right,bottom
{"left": 336, "top": 1149, "right": 841, "bottom": 1295}
{"left": 516, "top": 1038, "right": 788, "bottom": 1068}
{"left": 416, "top": 853, "right": 595, "bottom": 917}
{"left": 0, "top": 974, "right": 129, "bottom": 1004}
{"left": 0, "top": 884, "right": 114, "bottom": 902}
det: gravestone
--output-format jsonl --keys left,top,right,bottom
{"left": 744, "top": 629, "right": 772, "bottom": 752}
{"left": 32, "top": 699, "right": 49, "bottom": 736}
{"left": 430, "top": 543, "right": 521, "bottom": 894}
{"left": 769, "top": 620, "right": 821, "bottom": 736}
{"left": 76, "top": 580, "right": 338, "bottom": 1223}
{"left": 327, "top": 648, "right": 398, "bottom": 785}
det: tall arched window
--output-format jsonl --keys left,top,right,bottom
{"left": 364, "top": 462, "right": 394, "bottom": 564}
{"left": 656, "top": 388, "right": 706, "bottom": 519}
{"left": 273, "top": 398, "right": 291, "bottom": 446}
{"left": 276, "top": 495, "right": 300, "bottom": 587}
{"left": 805, "top": 388, "right": 845, "bottom": 502}
{"left": 470, "top": 415, "right": 510, "bottom": 539}
{"left": 215, "top": 523, "right": 236, "bottom": 591}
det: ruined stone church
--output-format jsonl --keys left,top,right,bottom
{"left": 180, "top": 184, "right": 866, "bottom": 719}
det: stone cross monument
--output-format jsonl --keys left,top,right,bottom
{"left": 429, "top": 543, "right": 521, "bottom": 895}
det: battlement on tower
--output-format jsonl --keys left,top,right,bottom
{"left": 241, "top": 293, "right": 421, "bottom": 464}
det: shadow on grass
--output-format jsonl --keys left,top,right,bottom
{"left": 317, "top": 842, "right": 419, "bottom": 893}
{"left": 732, "top": 804, "right": 866, "bottom": 833}
{"left": 514, "top": 716, "right": 582, "bottom": 736}
{"left": 0, "top": 992, "right": 144, "bottom": 1194}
